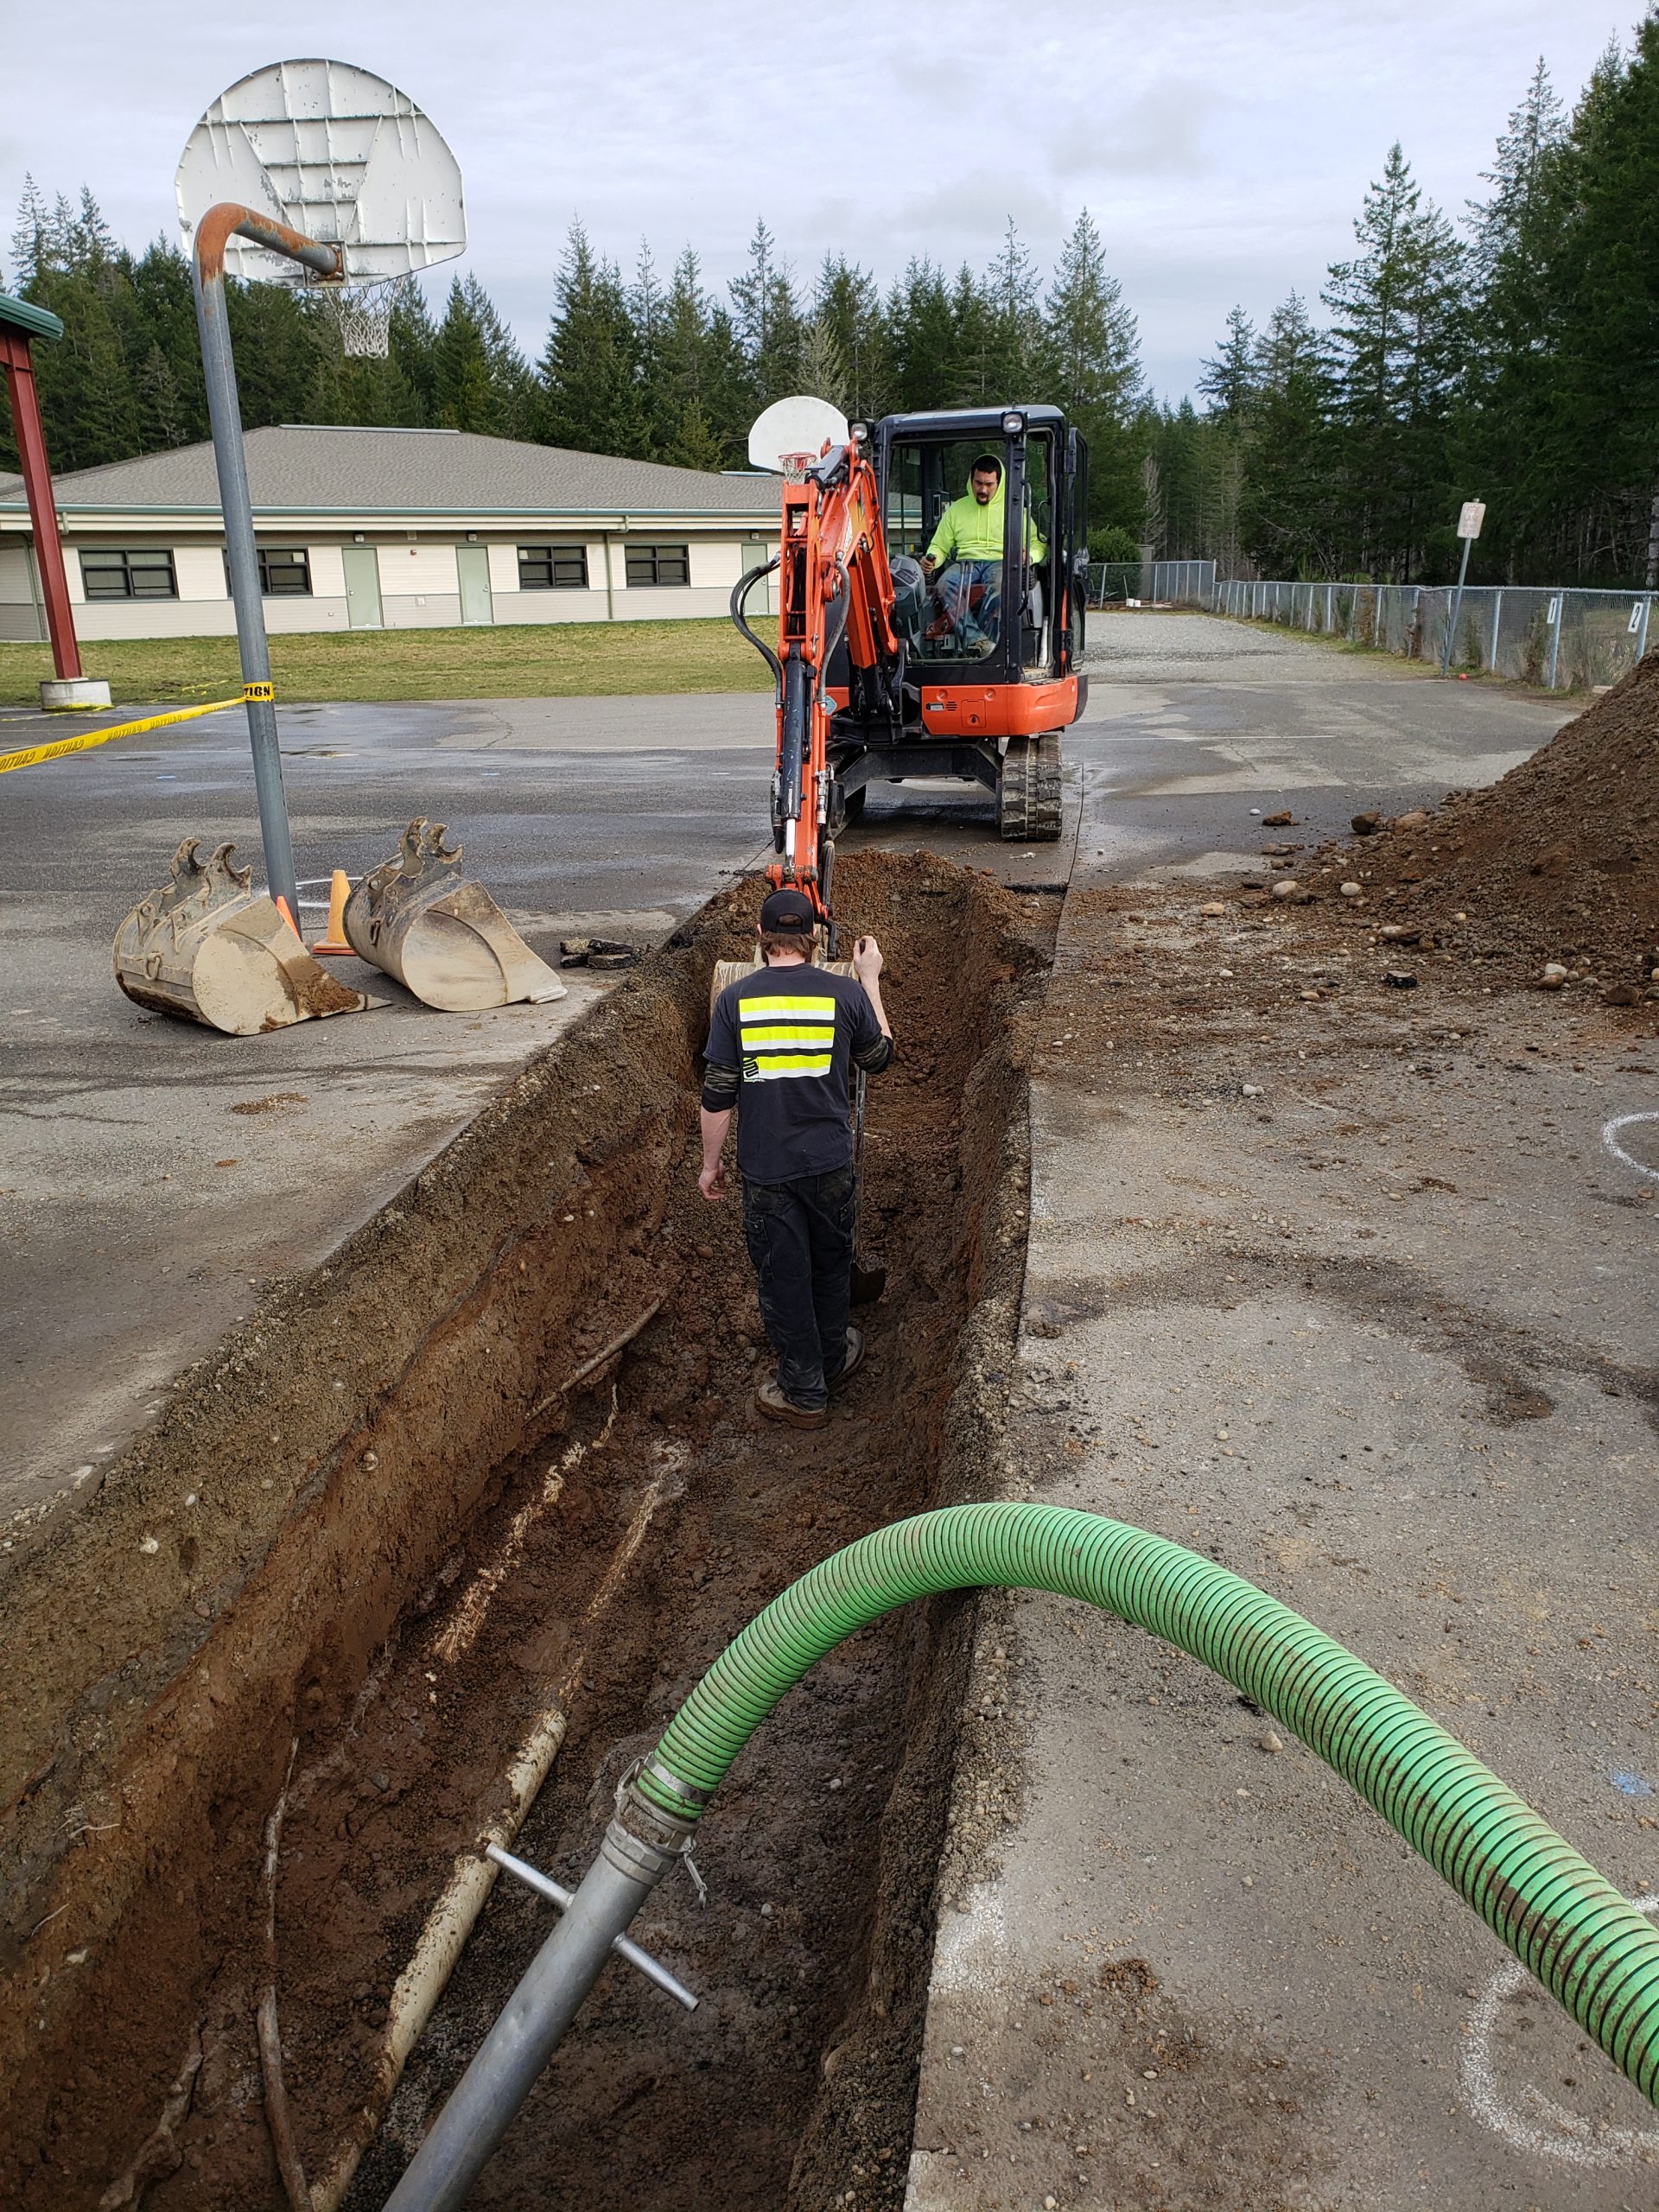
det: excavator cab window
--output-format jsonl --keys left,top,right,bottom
{"left": 883, "top": 429, "right": 1059, "bottom": 675}
{"left": 885, "top": 437, "right": 1016, "bottom": 666}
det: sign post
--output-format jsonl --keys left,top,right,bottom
{"left": 1441, "top": 499, "right": 1485, "bottom": 677}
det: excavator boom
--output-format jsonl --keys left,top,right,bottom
{"left": 761, "top": 435, "right": 901, "bottom": 940}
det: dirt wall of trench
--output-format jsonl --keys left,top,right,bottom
{"left": 2, "top": 852, "right": 1049, "bottom": 2212}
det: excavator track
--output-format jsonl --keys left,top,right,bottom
{"left": 996, "top": 731, "right": 1062, "bottom": 842}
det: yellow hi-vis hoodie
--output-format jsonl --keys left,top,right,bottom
{"left": 925, "top": 475, "right": 1046, "bottom": 568}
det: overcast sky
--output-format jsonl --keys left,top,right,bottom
{"left": 2, "top": 1, "right": 1629, "bottom": 403}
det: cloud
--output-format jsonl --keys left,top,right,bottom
{"left": 1052, "top": 80, "right": 1221, "bottom": 181}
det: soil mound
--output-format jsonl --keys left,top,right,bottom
{"left": 1353, "top": 656, "right": 1659, "bottom": 985}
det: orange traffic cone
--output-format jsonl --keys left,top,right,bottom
{"left": 274, "top": 893, "right": 302, "bottom": 938}
{"left": 310, "top": 869, "right": 354, "bottom": 957}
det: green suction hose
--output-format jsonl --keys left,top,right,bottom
{"left": 639, "top": 1500, "right": 1659, "bottom": 2107}
{"left": 388, "top": 1501, "right": 1659, "bottom": 2212}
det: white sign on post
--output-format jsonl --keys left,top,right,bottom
{"left": 1457, "top": 500, "right": 1487, "bottom": 540}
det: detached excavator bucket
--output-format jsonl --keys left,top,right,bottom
{"left": 709, "top": 953, "right": 855, "bottom": 1010}
{"left": 344, "top": 820, "right": 566, "bottom": 1013}
{"left": 113, "top": 839, "right": 379, "bottom": 1035}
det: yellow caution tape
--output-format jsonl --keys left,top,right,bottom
{"left": 0, "top": 685, "right": 272, "bottom": 776}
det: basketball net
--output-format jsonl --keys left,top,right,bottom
{"left": 314, "top": 276, "right": 397, "bottom": 359}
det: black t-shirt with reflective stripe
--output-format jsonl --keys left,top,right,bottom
{"left": 702, "top": 963, "right": 892, "bottom": 1181}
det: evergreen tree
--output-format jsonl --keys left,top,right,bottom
{"left": 540, "top": 221, "right": 648, "bottom": 455}
{"left": 1041, "top": 207, "right": 1143, "bottom": 527}
{"left": 983, "top": 218, "right": 1042, "bottom": 397}
{"left": 646, "top": 248, "right": 748, "bottom": 467}
{"left": 813, "top": 256, "right": 888, "bottom": 419}
{"left": 1198, "top": 306, "right": 1257, "bottom": 418}
{"left": 428, "top": 274, "right": 535, "bottom": 436}
{"left": 729, "top": 219, "right": 804, "bottom": 407}
{"left": 1238, "top": 292, "right": 1339, "bottom": 575}
{"left": 1323, "top": 143, "right": 1466, "bottom": 579}
{"left": 1548, "top": 28, "right": 1659, "bottom": 580}
{"left": 882, "top": 257, "right": 957, "bottom": 410}
{"left": 1455, "top": 59, "right": 1571, "bottom": 578}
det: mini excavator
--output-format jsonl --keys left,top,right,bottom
{"left": 732, "top": 397, "right": 1090, "bottom": 950}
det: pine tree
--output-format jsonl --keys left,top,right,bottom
{"left": 9, "top": 176, "right": 54, "bottom": 286}
{"left": 1548, "top": 27, "right": 1659, "bottom": 581}
{"left": 540, "top": 221, "right": 648, "bottom": 455}
{"left": 813, "top": 256, "right": 888, "bottom": 419}
{"left": 984, "top": 218, "right": 1041, "bottom": 397}
{"left": 1198, "top": 307, "right": 1257, "bottom": 419}
{"left": 729, "top": 219, "right": 804, "bottom": 408}
{"left": 883, "top": 258, "right": 957, "bottom": 410}
{"left": 1042, "top": 208, "right": 1143, "bottom": 527}
{"left": 1455, "top": 60, "right": 1572, "bottom": 578}
{"left": 1238, "top": 293, "right": 1338, "bottom": 575}
{"left": 1323, "top": 143, "right": 1466, "bottom": 579}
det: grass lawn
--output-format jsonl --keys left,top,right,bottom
{"left": 0, "top": 618, "right": 774, "bottom": 708}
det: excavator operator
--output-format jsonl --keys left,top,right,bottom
{"left": 698, "top": 888, "right": 894, "bottom": 1430}
{"left": 920, "top": 453, "right": 1046, "bottom": 657}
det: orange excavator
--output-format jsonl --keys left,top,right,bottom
{"left": 732, "top": 399, "right": 1090, "bottom": 951}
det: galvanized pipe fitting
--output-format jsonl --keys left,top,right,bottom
{"left": 381, "top": 1790, "right": 696, "bottom": 2212}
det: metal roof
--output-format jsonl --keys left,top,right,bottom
{"left": 0, "top": 425, "right": 777, "bottom": 521}
{"left": 0, "top": 290, "right": 65, "bottom": 344}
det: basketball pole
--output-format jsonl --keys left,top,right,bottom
{"left": 191, "top": 205, "right": 341, "bottom": 927}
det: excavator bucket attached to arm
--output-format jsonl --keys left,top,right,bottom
{"left": 344, "top": 820, "right": 566, "bottom": 1013}
{"left": 113, "top": 838, "right": 379, "bottom": 1034}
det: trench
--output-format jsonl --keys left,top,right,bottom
{"left": 0, "top": 850, "right": 1052, "bottom": 2212}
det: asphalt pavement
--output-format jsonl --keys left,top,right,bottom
{"left": 0, "top": 613, "right": 1567, "bottom": 1534}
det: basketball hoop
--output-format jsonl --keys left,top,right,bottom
{"left": 313, "top": 275, "right": 397, "bottom": 359}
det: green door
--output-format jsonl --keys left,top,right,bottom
{"left": 342, "top": 545, "right": 384, "bottom": 629}
{"left": 457, "top": 543, "right": 494, "bottom": 626}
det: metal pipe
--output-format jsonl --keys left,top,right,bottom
{"left": 1441, "top": 536, "right": 1472, "bottom": 676}
{"left": 382, "top": 1799, "right": 694, "bottom": 2212}
{"left": 0, "top": 329, "right": 82, "bottom": 680}
{"left": 191, "top": 205, "right": 340, "bottom": 922}
{"left": 484, "top": 1844, "right": 697, "bottom": 2008}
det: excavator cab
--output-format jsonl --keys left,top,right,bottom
{"left": 880, "top": 418, "right": 1067, "bottom": 675}
{"left": 732, "top": 399, "right": 1090, "bottom": 917}
{"left": 834, "top": 404, "right": 1089, "bottom": 841}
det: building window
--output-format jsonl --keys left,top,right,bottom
{"left": 221, "top": 547, "right": 313, "bottom": 597}
{"left": 80, "top": 547, "right": 177, "bottom": 601}
{"left": 625, "top": 542, "right": 690, "bottom": 588}
{"left": 518, "top": 543, "right": 588, "bottom": 590}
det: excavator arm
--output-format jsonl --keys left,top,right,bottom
{"left": 733, "top": 433, "right": 904, "bottom": 947}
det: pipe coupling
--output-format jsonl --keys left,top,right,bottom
{"left": 601, "top": 1789, "right": 700, "bottom": 1886}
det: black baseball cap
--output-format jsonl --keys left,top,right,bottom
{"left": 759, "top": 887, "right": 817, "bottom": 935}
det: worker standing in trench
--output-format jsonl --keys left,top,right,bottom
{"left": 699, "top": 888, "right": 893, "bottom": 1428}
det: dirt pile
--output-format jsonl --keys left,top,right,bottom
{"left": 1347, "top": 655, "right": 1659, "bottom": 987}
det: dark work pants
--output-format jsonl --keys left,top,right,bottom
{"left": 741, "top": 1164, "right": 857, "bottom": 1411}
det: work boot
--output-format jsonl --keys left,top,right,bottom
{"left": 755, "top": 1377, "right": 827, "bottom": 1429}
{"left": 828, "top": 1327, "right": 865, "bottom": 1394}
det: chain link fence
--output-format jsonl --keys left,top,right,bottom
{"left": 1088, "top": 558, "right": 1216, "bottom": 607}
{"left": 1211, "top": 576, "right": 1656, "bottom": 691}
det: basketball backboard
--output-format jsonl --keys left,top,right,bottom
{"left": 175, "top": 59, "right": 465, "bottom": 286}
{"left": 748, "top": 396, "right": 851, "bottom": 474}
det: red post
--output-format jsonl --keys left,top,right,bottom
{"left": 0, "top": 326, "right": 82, "bottom": 680}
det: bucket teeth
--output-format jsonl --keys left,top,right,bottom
{"left": 113, "top": 840, "right": 380, "bottom": 1034}
{"left": 343, "top": 817, "right": 567, "bottom": 1012}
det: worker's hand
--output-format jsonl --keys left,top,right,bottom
{"left": 698, "top": 1160, "right": 727, "bottom": 1203}
{"left": 920, "top": 556, "right": 937, "bottom": 575}
{"left": 853, "top": 934, "right": 883, "bottom": 983}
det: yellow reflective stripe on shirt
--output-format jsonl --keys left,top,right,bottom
{"left": 742, "top": 1025, "right": 835, "bottom": 1046}
{"left": 739, "top": 996, "right": 836, "bottom": 1017}
{"left": 748, "top": 1053, "right": 833, "bottom": 1076}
